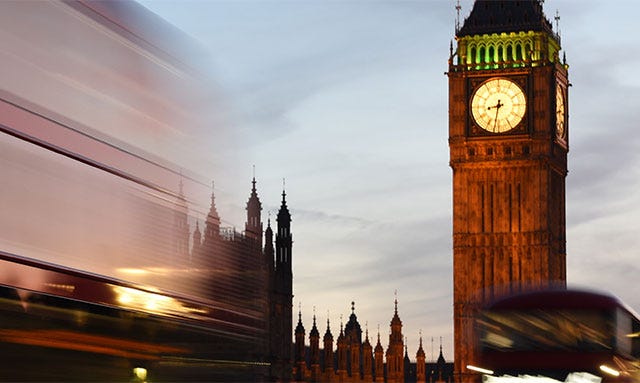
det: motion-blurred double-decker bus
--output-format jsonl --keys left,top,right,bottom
{"left": 0, "top": 1, "right": 267, "bottom": 381}
{"left": 475, "top": 289, "right": 640, "bottom": 383}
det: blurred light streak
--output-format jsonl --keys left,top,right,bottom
{"left": 598, "top": 365, "right": 620, "bottom": 377}
{"left": 112, "top": 285, "right": 209, "bottom": 317}
{"left": 467, "top": 365, "right": 494, "bottom": 375}
{"left": 0, "top": 329, "right": 187, "bottom": 360}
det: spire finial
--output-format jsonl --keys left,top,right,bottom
{"left": 327, "top": 310, "right": 330, "bottom": 329}
{"left": 298, "top": 302, "right": 302, "bottom": 322}
{"left": 554, "top": 9, "right": 561, "bottom": 37}
{"left": 455, "top": 0, "right": 461, "bottom": 33}
{"left": 419, "top": 330, "right": 423, "bottom": 347}
{"left": 282, "top": 177, "right": 287, "bottom": 200}
{"left": 313, "top": 306, "right": 316, "bottom": 325}
{"left": 394, "top": 290, "right": 398, "bottom": 314}
{"left": 351, "top": 301, "right": 355, "bottom": 314}
{"left": 340, "top": 314, "right": 343, "bottom": 333}
{"left": 365, "top": 321, "right": 369, "bottom": 340}
{"left": 251, "top": 166, "right": 257, "bottom": 190}
{"left": 440, "top": 336, "right": 443, "bottom": 352}
{"left": 377, "top": 324, "right": 381, "bottom": 342}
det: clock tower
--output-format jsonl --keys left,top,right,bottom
{"left": 448, "top": 1, "right": 568, "bottom": 382}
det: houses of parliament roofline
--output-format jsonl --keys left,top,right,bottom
{"left": 292, "top": 300, "right": 453, "bottom": 383}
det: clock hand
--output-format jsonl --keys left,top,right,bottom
{"left": 487, "top": 99, "right": 503, "bottom": 132}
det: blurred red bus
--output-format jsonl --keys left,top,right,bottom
{"left": 474, "top": 289, "right": 640, "bottom": 383}
{"left": 0, "top": 1, "right": 266, "bottom": 381}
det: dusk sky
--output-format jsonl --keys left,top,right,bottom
{"left": 136, "top": 0, "right": 640, "bottom": 359}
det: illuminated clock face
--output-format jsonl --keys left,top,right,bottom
{"left": 471, "top": 78, "right": 527, "bottom": 133}
{"left": 555, "top": 83, "right": 566, "bottom": 139}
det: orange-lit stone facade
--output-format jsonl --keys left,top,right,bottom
{"left": 448, "top": 2, "right": 570, "bottom": 382}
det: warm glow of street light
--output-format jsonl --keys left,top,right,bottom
{"left": 133, "top": 367, "right": 147, "bottom": 382}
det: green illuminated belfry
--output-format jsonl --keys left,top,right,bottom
{"left": 453, "top": 0, "right": 564, "bottom": 70}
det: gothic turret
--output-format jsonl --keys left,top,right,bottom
{"left": 387, "top": 296, "right": 404, "bottom": 383}
{"left": 323, "top": 317, "right": 334, "bottom": 381}
{"left": 309, "top": 312, "right": 321, "bottom": 382}
{"left": 403, "top": 342, "right": 411, "bottom": 382}
{"left": 295, "top": 308, "right": 307, "bottom": 380}
{"left": 344, "top": 301, "right": 362, "bottom": 380}
{"left": 264, "top": 218, "right": 274, "bottom": 263}
{"left": 198, "top": 181, "right": 221, "bottom": 267}
{"left": 172, "top": 178, "right": 190, "bottom": 261}
{"left": 272, "top": 185, "right": 293, "bottom": 382}
{"left": 374, "top": 328, "right": 384, "bottom": 383}
{"left": 416, "top": 333, "right": 426, "bottom": 383}
{"left": 362, "top": 325, "right": 373, "bottom": 382}
{"left": 275, "top": 187, "right": 292, "bottom": 292}
{"left": 191, "top": 220, "right": 201, "bottom": 261}
{"left": 245, "top": 176, "right": 263, "bottom": 248}
{"left": 202, "top": 181, "right": 220, "bottom": 246}
{"left": 337, "top": 320, "right": 348, "bottom": 381}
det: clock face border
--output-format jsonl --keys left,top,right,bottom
{"left": 467, "top": 76, "right": 529, "bottom": 137}
{"left": 555, "top": 83, "right": 567, "bottom": 141}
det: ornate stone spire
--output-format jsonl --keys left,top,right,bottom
{"left": 245, "top": 172, "right": 263, "bottom": 245}
{"left": 191, "top": 220, "right": 201, "bottom": 259}
{"left": 375, "top": 324, "right": 383, "bottom": 353}
{"left": 324, "top": 315, "right": 333, "bottom": 341}
{"left": 207, "top": 181, "right": 219, "bottom": 221}
{"left": 310, "top": 307, "right": 319, "bottom": 338}
{"left": 295, "top": 305, "right": 305, "bottom": 335}
{"left": 417, "top": 331, "right": 425, "bottom": 358}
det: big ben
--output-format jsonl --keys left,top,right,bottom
{"left": 448, "top": 1, "right": 568, "bottom": 382}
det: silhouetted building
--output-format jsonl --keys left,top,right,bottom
{"left": 448, "top": 0, "right": 569, "bottom": 382}
{"left": 291, "top": 301, "right": 453, "bottom": 383}
{"left": 186, "top": 177, "right": 294, "bottom": 382}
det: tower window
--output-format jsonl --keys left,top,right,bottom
{"left": 523, "top": 145, "right": 530, "bottom": 155}
{"left": 505, "top": 147, "right": 512, "bottom": 155}
{"left": 468, "top": 148, "right": 475, "bottom": 157}
{"left": 487, "top": 147, "right": 493, "bottom": 156}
